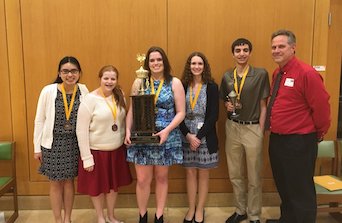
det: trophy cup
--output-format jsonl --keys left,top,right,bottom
{"left": 130, "top": 54, "right": 160, "bottom": 144}
{"left": 227, "top": 90, "right": 239, "bottom": 119}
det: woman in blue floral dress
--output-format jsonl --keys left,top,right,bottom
{"left": 125, "top": 47, "right": 185, "bottom": 223}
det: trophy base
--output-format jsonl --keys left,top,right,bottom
{"left": 131, "top": 133, "right": 160, "bottom": 144}
{"left": 230, "top": 113, "right": 240, "bottom": 119}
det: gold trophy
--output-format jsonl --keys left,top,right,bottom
{"left": 227, "top": 90, "right": 239, "bottom": 119}
{"left": 130, "top": 54, "right": 160, "bottom": 144}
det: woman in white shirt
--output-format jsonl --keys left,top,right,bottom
{"left": 77, "top": 65, "right": 132, "bottom": 223}
{"left": 34, "top": 56, "right": 89, "bottom": 223}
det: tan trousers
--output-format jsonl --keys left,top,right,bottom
{"left": 225, "top": 119, "right": 263, "bottom": 221}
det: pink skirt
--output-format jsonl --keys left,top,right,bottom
{"left": 77, "top": 144, "right": 132, "bottom": 196}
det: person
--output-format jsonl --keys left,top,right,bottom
{"left": 33, "top": 56, "right": 89, "bottom": 223}
{"left": 266, "top": 30, "right": 331, "bottom": 223}
{"left": 125, "top": 46, "right": 186, "bottom": 223}
{"left": 76, "top": 65, "right": 132, "bottom": 223}
{"left": 219, "top": 38, "right": 270, "bottom": 223}
{"left": 180, "top": 52, "right": 219, "bottom": 223}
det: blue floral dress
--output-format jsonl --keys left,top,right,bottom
{"left": 127, "top": 79, "right": 183, "bottom": 165}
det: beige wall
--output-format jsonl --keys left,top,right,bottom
{"left": 1, "top": 0, "right": 341, "bottom": 196}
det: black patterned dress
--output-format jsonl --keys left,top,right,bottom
{"left": 39, "top": 89, "right": 81, "bottom": 180}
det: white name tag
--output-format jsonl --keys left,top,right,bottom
{"left": 197, "top": 122, "right": 204, "bottom": 129}
{"left": 284, "top": 78, "right": 294, "bottom": 87}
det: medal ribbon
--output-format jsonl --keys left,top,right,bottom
{"left": 189, "top": 83, "right": 202, "bottom": 111}
{"left": 233, "top": 66, "right": 249, "bottom": 100}
{"left": 99, "top": 88, "right": 117, "bottom": 123}
{"left": 61, "top": 83, "right": 77, "bottom": 122}
{"left": 150, "top": 77, "right": 164, "bottom": 104}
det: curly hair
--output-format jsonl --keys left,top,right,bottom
{"left": 181, "top": 52, "right": 214, "bottom": 86}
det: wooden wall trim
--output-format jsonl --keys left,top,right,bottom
{"left": 312, "top": 0, "right": 329, "bottom": 80}
{"left": 4, "top": 0, "right": 30, "bottom": 193}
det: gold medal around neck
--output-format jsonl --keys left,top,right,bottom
{"left": 112, "top": 124, "right": 118, "bottom": 132}
{"left": 233, "top": 66, "right": 249, "bottom": 109}
{"left": 99, "top": 88, "right": 118, "bottom": 132}
{"left": 64, "top": 121, "right": 73, "bottom": 131}
{"left": 60, "top": 83, "right": 77, "bottom": 131}
{"left": 187, "top": 112, "right": 194, "bottom": 120}
{"left": 188, "top": 83, "right": 202, "bottom": 119}
{"left": 150, "top": 77, "right": 164, "bottom": 102}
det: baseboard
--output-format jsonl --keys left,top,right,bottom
{"left": 4, "top": 193, "right": 281, "bottom": 210}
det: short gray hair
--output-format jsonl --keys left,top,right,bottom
{"left": 271, "top": 29, "right": 296, "bottom": 45}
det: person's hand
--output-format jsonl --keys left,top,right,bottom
{"left": 84, "top": 165, "right": 94, "bottom": 172}
{"left": 124, "top": 130, "right": 132, "bottom": 146}
{"left": 186, "top": 133, "right": 201, "bottom": 151}
{"left": 225, "top": 101, "right": 234, "bottom": 112}
{"left": 34, "top": 152, "right": 42, "bottom": 163}
{"left": 154, "top": 128, "right": 170, "bottom": 145}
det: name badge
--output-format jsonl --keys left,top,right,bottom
{"left": 284, "top": 78, "right": 294, "bottom": 87}
{"left": 197, "top": 122, "right": 204, "bottom": 129}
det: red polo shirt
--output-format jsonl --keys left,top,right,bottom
{"left": 270, "top": 57, "right": 330, "bottom": 139}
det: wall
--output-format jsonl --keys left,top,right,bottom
{"left": 1, "top": 0, "right": 340, "bottom": 198}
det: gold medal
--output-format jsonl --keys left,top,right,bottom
{"left": 61, "top": 83, "right": 77, "bottom": 130}
{"left": 99, "top": 88, "right": 118, "bottom": 132}
{"left": 187, "top": 112, "right": 194, "bottom": 120}
{"left": 64, "top": 121, "right": 73, "bottom": 131}
{"left": 112, "top": 124, "right": 118, "bottom": 131}
{"left": 189, "top": 83, "right": 202, "bottom": 117}
{"left": 233, "top": 65, "right": 249, "bottom": 109}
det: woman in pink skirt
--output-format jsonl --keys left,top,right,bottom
{"left": 77, "top": 65, "right": 132, "bottom": 223}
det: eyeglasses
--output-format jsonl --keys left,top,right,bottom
{"left": 60, "top": 69, "right": 80, "bottom": 75}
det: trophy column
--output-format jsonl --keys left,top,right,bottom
{"left": 130, "top": 54, "right": 160, "bottom": 144}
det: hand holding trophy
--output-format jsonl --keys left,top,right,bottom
{"left": 227, "top": 90, "right": 240, "bottom": 119}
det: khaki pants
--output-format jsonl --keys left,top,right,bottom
{"left": 225, "top": 119, "right": 263, "bottom": 221}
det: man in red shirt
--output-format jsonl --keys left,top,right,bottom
{"left": 266, "top": 30, "right": 331, "bottom": 223}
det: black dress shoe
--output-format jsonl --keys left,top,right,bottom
{"left": 250, "top": 220, "right": 260, "bottom": 223}
{"left": 225, "top": 212, "right": 247, "bottom": 223}
{"left": 139, "top": 212, "right": 148, "bottom": 223}
{"left": 183, "top": 209, "right": 195, "bottom": 223}
{"left": 194, "top": 209, "right": 205, "bottom": 223}
{"left": 265, "top": 220, "right": 279, "bottom": 223}
{"left": 154, "top": 214, "right": 164, "bottom": 223}
{"left": 184, "top": 215, "right": 194, "bottom": 223}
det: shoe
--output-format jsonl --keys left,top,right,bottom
{"left": 154, "top": 214, "right": 164, "bottom": 223}
{"left": 183, "top": 209, "right": 195, "bottom": 223}
{"left": 250, "top": 220, "right": 260, "bottom": 223}
{"left": 139, "top": 212, "right": 147, "bottom": 223}
{"left": 225, "top": 212, "right": 247, "bottom": 223}
{"left": 194, "top": 209, "right": 205, "bottom": 223}
{"left": 184, "top": 218, "right": 194, "bottom": 223}
{"left": 265, "top": 220, "right": 279, "bottom": 223}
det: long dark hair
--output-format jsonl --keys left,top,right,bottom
{"left": 144, "top": 46, "right": 172, "bottom": 84}
{"left": 181, "top": 51, "right": 214, "bottom": 86}
{"left": 53, "top": 56, "right": 82, "bottom": 83}
{"left": 98, "top": 65, "right": 126, "bottom": 111}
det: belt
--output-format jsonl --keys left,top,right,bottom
{"left": 229, "top": 118, "right": 259, "bottom": 125}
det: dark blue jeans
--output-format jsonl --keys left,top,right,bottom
{"left": 269, "top": 132, "right": 318, "bottom": 223}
